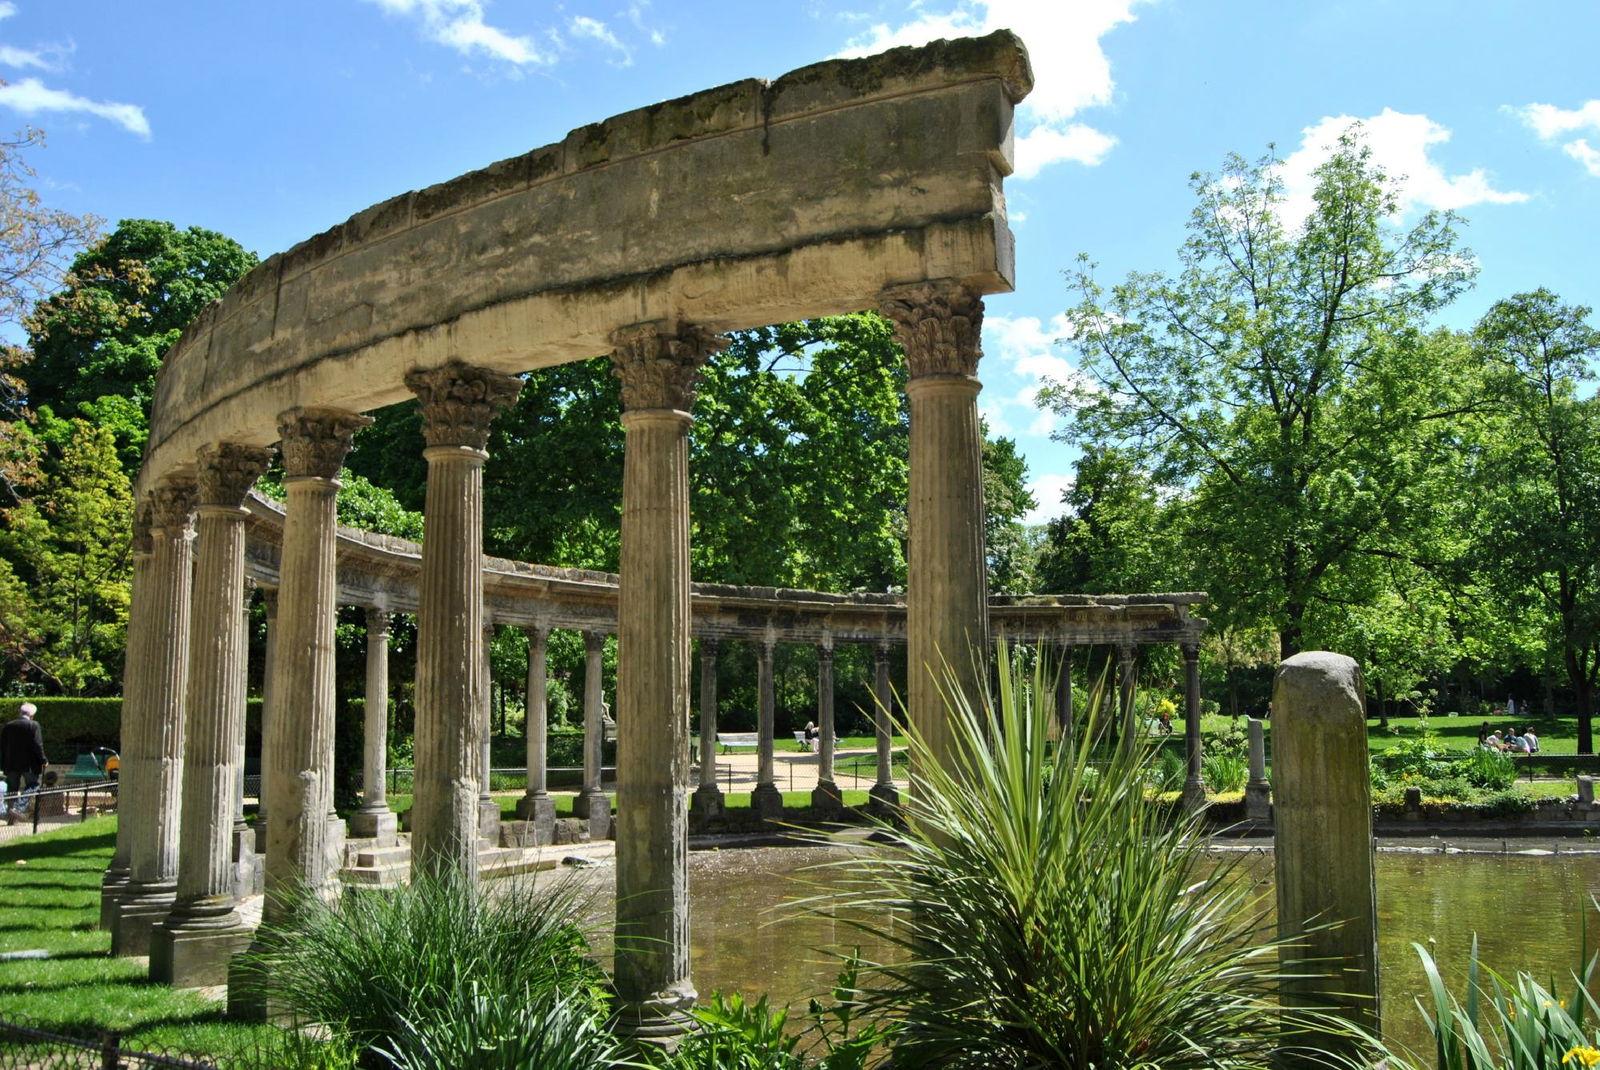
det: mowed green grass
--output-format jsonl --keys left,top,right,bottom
{"left": 0, "top": 817, "right": 282, "bottom": 1058}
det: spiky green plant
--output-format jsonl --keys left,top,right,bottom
{"left": 799, "top": 639, "right": 1381, "bottom": 1069}
{"left": 235, "top": 871, "right": 614, "bottom": 1068}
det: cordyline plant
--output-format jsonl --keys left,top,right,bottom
{"left": 796, "top": 639, "right": 1383, "bottom": 1069}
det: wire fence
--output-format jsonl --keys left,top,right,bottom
{"left": 2, "top": 777, "right": 119, "bottom": 836}
{"left": 0, "top": 1015, "right": 218, "bottom": 1070}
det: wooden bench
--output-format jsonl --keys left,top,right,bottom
{"left": 717, "top": 732, "right": 758, "bottom": 754}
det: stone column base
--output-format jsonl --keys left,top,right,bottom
{"left": 150, "top": 918, "right": 254, "bottom": 989}
{"left": 1181, "top": 778, "right": 1208, "bottom": 814}
{"left": 690, "top": 784, "right": 724, "bottom": 823}
{"left": 868, "top": 782, "right": 900, "bottom": 815}
{"left": 1245, "top": 782, "right": 1271, "bottom": 824}
{"left": 811, "top": 780, "right": 843, "bottom": 817}
{"left": 110, "top": 887, "right": 177, "bottom": 957}
{"left": 751, "top": 784, "right": 784, "bottom": 822}
{"left": 100, "top": 871, "right": 130, "bottom": 931}
{"left": 513, "top": 792, "right": 556, "bottom": 841}
{"left": 227, "top": 941, "right": 276, "bottom": 1021}
{"left": 478, "top": 798, "right": 502, "bottom": 844}
{"left": 573, "top": 789, "right": 608, "bottom": 820}
{"left": 615, "top": 983, "right": 698, "bottom": 1050}
{"left": 349, "top": 806, "right": 399, "bottom": 845}
{"left": 584, "top": 806, "right": 614, "bottom": 842}
{"left": 251, "top": 818, "right": 267, "bottom": 855}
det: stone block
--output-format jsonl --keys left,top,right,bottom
{"left": 1244, "top": 782, "right": 1271, "bottom": 824}
{"left": 552, "top": 817, "right": 583, "bottom": 845}
{"left": 477, "top": 799, "right": 502, "bottom": 844}
{"left": 1579, "top": 776, "right": 1594, "bottom": 808}
{"left": 110, "top": 891, "right": 176, "bottom": 957}
{"left": 751, "top": 784, "right": 784, "bottom": 822}
{"left": 150, "top": 921, "right": 254, "bottom": 989}
{"left": 348, "top": 807, "right": 399, "bottom": 845}
{"left": 868, "top": 782, "right": 899, "bottom": 815}
{"left": 810, "top": 781, "right": 843, "bottom": 818}
{"left": 513, "top": 792, "right": 557, "bottom": 845}
{"left": 690, "top": 784, "right": 724, "bottom": 823}
{"left": 1403, "top": 786, "right": 1423, "bottom": 818}
{"left": 585, "top": 808, "right": 614, "bottom": 843}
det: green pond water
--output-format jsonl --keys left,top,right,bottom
{"left": 587, "top": 841, "right": 1600, "bottom": 1058}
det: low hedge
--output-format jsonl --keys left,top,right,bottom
{"left": 0, "top": 696, "right": 267, "bottom": 760}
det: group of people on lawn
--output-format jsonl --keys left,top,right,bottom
{"left": 1479, "top": 722, "right": 1540, "bottom": 754}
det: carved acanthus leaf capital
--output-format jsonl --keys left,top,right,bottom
{"left": 149, "top": 476, "right": 198, "bottom": 534}
{"left": 817, "top": 644, "right": 835, "bottom": 665}
{"left": 277, "top": 407, "right": 373, "bottom": 480}
{"left": 196, "top": 442, "right": 275, "bottom": 509}
{"left": 879, "top": 280, "right": 985, "bottom": 378}
{"left": 366, "top": 606, "right": 391, "bottom": 638}
{"left": 609, "top": 322, "right": 726, "bottom": 412}
{"left": 405, "top": 362, "right": 523, "bottom": 450}
{"left": 132, "top": 500, "right": 154, "bottom": 555}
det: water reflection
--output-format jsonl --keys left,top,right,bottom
{"left": 578, "top": 843, "right": 1600, "bottom": 1057}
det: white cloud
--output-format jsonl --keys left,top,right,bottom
{"left": 835, "top": 0, "right": 1139, "bottom": 180}
{"left": 1276, "top": 109, "right": 1527, "bottom": 227}
{"left": 1516, "top": 100, "right": 1600, "bottom": 179}
{"left": 363, "top": 0, "right": 552, "bottom": 66}
{"left": 625, "top": 2, "right": 666, "bottom": 47}
{"left": 0, "top": 76, "right": 148, "bottom": 137}
{"left": 570, "top": 16, "right": 631, "bottom": 65}
{"left": 0, "top": 43, "right": 60, "bottom": 71}
{"left": 979, "top": 312, "right": 1090, "bottom": 443}
{"left": 0, "top": 4, "right": 16, "bottom": 19}
{"left": 1024, "top": 473, "right": 1073, "bottom": 526}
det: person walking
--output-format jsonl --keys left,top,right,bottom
{"left": 1, "top": 703, "right": 47, "bottom": 825}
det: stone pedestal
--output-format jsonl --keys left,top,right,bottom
{"left": 883, "top": 281, "right": 989, "bottom": 785}
{"left": 113, "top": 476, "right": 196, "bottom": 958}
{"left": 1245, "top": 716, "right": 1271, "bottom": 823}
{"left": 407, "top": 365, "right": 520, "bottom": 882}
{"left": 610, "top": 322, "right": 722, "bottom": 1044}
{"left": 350, "top": 608, "right": 397, "bottom": 845}
{"left": 152, "top": 443, "right": 272, "bottom": 988}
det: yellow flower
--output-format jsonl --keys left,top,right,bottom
{"left": 1562, "top": 1045, "right": 1600, "bottom": 1067}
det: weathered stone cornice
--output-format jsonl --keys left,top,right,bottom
{"left": 196, "top": 443, "right": 275, "bottom": 509}
{"left": 405, "top": 361, "right": 523, "bottom": 450}
{"left": 277, "top": 407, "right": 372, "bottom": 480}
{"left": 609, "top": 323, "right": 726, "bottom": 412}
{"left": 880, "top": 280, "right": 984, "bottom": 378}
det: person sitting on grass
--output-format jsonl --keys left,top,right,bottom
{"left": 1478, "top": 722, "right": 1492, "bottom": 745}
{"left": 1507, "top": 731, "right": 1531, "bottom": 754}
{"left": 1484, "top": 730, "right": 1505, "bottom": 751}
{"left": 1523, "top": 726, "right": 1540, "bottom": 753}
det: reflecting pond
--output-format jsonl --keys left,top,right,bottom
{"left": 584, "top": 841, "right": 1600, "bottom": 1057}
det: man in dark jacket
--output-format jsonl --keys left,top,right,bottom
{"left": 1, "top": 703, "right": 47, "bottom": 824}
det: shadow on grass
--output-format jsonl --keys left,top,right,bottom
{"left": 0, "top": 827, "right": 115, "bottom": 864}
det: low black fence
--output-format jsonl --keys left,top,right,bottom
{"left": 0, "top": 1016, "right": 217, "bottom": 1070}
{"left": 2, "top": 777, "right": 118, "bottom": 835}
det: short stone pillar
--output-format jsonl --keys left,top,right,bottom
{"left": 1402, "top": 785, "right": 1423, "bottom": 819}
{"left": 1272, "top": 652, "right": 1379, "bottom": 1049}
{"left": 1054, "top": 641, "right": 1074, "bottom": 743}
{"left": 349, "top": 608, "right": 397, "bottom": 843}
{"left": 811, "top": 643, "right": 842, "bottom": 816}
{"left": 478, "top": 619, "right": 500, "bottom": 843}
{"left": 102, "top": 501, "right": 152, "bottom": 931}
{"left": 1117, "top": 643, "right": 1138, "bottom": 748}
{"left": 751, "top": 634, "right": 783, "bottom": 820}
{"left": 151, "top": 443, "right": 272, "bottom": 987}
{"left": 882, "top": 281, "right": 989, "bottom": 786}
{"left": 1244, "top": 717, "right": 1271, "bottom": 823}
{"left": 691, "top": 639, "right": 724, "bottom": 820}
{"left": 1180, "top": 642, "right": 1206, "bottom": 812}
{"left": 573, "top": 629, "right": 611, "bottom": 838}
{"left": 406, "top": 363, "right": 520, "bottom": 882}
{"left": 113, "top": 475, "right": 196, "bottom": 957}
{"left": 1578, "top": 775, "right": 1595, "bottom": 809}
{"left": 251, "top": 587, "right": 278, "bottom": 854}
{"left": 868, "top": 643, "right": 899, "bottom": 812}
{"left": 514, "top": 625, "right": 556, "bottom": 841}
{"left": 610, "top": 321, "right": 723, "bottom": 1043}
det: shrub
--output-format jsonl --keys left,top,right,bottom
{"left": 802, "top": 641, "right": 1382, "bottom": 1068}
{"left": 0, "top": 696, "right": 122, "bottom": 753}
{"left": 1150, "top": 748, "right": 1186, "bottom": 793}
{"left": 1203, "top": 751, "right": 1248, "bottom": 794}
{"left": 1460, "top": 747, "right": 1517, "bottom": 791}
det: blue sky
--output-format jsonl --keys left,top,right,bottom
{"left": 1, "top": 0, "right": 1595, "bottom": 523}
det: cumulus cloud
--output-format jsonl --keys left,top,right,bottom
{"left": 0, "top": 76, "right": 149, "bottom": 138}
{"left": 979, "top": 312, "right": 1090, "bottom": 443}
{"left": 570, "top": 16, "right": 631, "bottom": 66}
{"left": 1024, "top": 473, "right": 1073, "bottom": 526}
{"left": 1516, "top": 100, "right": 1600, "bottom": 178}
{"left": 1276, "top": 108, "right": 1526, "bottom": 227}
{"left": 835, "top": 0, "right": 1138, "bottom": 179}
{"left": 363, "top": 0, "right": 552, "bottom": 66}
{"left": 0, "top": 43, "right": 62, "bottom": 71}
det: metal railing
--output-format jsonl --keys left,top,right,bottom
{"left": 0, "top": 1016, "right": 217, "bottom": 1069}
{"left": 2, "top": 776, "right": 118, "bottom": 835}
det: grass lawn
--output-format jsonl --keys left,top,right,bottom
{"left": 388, "top": 788, "right": 873, "bottom": 818}
{"left": 1165, "top": 711, "right": 1588, "bottom": 759}
{"left": 0, "top": 817, "right": 282, "bottom": 1058}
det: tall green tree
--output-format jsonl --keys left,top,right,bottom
{"left": 1034, "top": 447, "right": 1180, "bottom": 595}
{"left": 1470, "top": 290, "right": 1600, "bottom": 750}
{"left": 1043, "top": 135, "right": 1480, "bottom": 659}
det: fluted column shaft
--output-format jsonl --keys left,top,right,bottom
{"left": 1181, "top": 642, "right": 1206, "bottom": 810}
{"left": 610, "top": 321, "right": 722, "bottom": 1041}
{"left": 169, "top": 445, "right": 272, "bottom": 928}
{"left": 1118, "top": 643, "right": 1138, "bottom": 747}
{"left": 1056, "top": 642, "right": 1075, "bottom": 741}
{"left": 756, "top": 639, "right": 777, "bottom": 790}
{"left": 524, "top": 628, "right": 549, "bottom": 798}
{"left": 363, "top": 610, "right": 391, "bottom": 811}
{"left": 407, "top": 362, "right": 520, "bottom": 881}
{"left": 105, "top": 507, "right": 152, "bottom": 898}
{"left": 232, "top": 582, "right": 254, "bottom": 842}
{"left": 883, "top": 281, "right": 988, "bottom": 786}
{"left": 871, "top": 644, "right": 896, "bottom": 798}
{"left": 816, "top": 646, "right": 836, "bottom": 785}
{"left": 263, "top": 408, "right": 369, "bottom": 922}
{"left": 254, "top": 589, "right": 277, "bottom": 844}
{"left": 697, "top": 642, "right": 719, "bottom": 791}
{"left": 576, "top": 630, "right": 607, "bottom": 815}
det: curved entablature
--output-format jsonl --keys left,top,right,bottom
{"left": 139, "top": 31, "right": 1033, "bottom": 496}
{"left": 239, "top": 493, "right": 1208, "bottom": 647}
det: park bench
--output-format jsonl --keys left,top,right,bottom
{"left": 793, "top": 731, "right": 817, "bottom": 752}
{"left": 717, "top": 732, "right": 758, "bottom": 754}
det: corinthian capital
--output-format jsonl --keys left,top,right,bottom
{"left": 277, "top": 407, "right": 373, "bottom": 480}
{"left": 148, "top": 476, "right": 198, "bottom": 535}
{"left": 879, "top": 280, "right": 985, "bottom": 378}
{"left": 196, "top": 442, "right": 275, "bottom": 510}
{"left": 404, "top": 361, "right": 523, "bottom": 450}
{"left": 609, "top": 322, "right": 726, "bottom": 412}
{"left": 132, "top": 499, "right": 154, "bottom": 556}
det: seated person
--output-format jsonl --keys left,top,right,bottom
{"left": 1523, "top": 727, "right": 1540, "bottom": 753}
{"left": 803, "top": 720, "right": 819, "bottom": 752}
{"left": 1507, "top": 733, "right": 1531, "bottom": 754}
{"left": 1478, "top": 722, "right": 1492, "bottom": 744}
{"left": 1484, "top": 731, "right": 1504, "bottom": 750}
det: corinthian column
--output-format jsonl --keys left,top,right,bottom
{"left": 610, "top": 321, "right": 724, "bottom": 1043}
{"left": 102, "top": 500, "right": 153, "bottom": 931}
{"left": 479, "top": 617, "right": 501, "bottom": 842}
{"left": 349, "top": 608, "right": 397, "bottom": 843}
{"left": 868, "top": 642, "right": 899, "bottom": 811}
{"left": 152, "top": 443, "right": 272, "bottom": 987}
{"left": 112, "top": 475, "right": 196, "bottom": 957}
{"left": 514, "top": 625, "right": 556, "bottom": 841}
{"left": 751, "top": 634, "right": 782, "bottom": 820}
{"left": 690, "top": 639, "right": 723, "bottom": 820}
{"left": 573, "top": 630, "right": 610, "bottom": 834}
{"left": 882, "top": 281, "right": 989, "bottom": 786}
{"left": 811, "top": 643, "right": 841, "bottom": 816}
{"left": 406, "top": 362, "right": 520, "bottom": 881}
{"left": 252, "top": 587, "right": 278, "bottom": 854}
